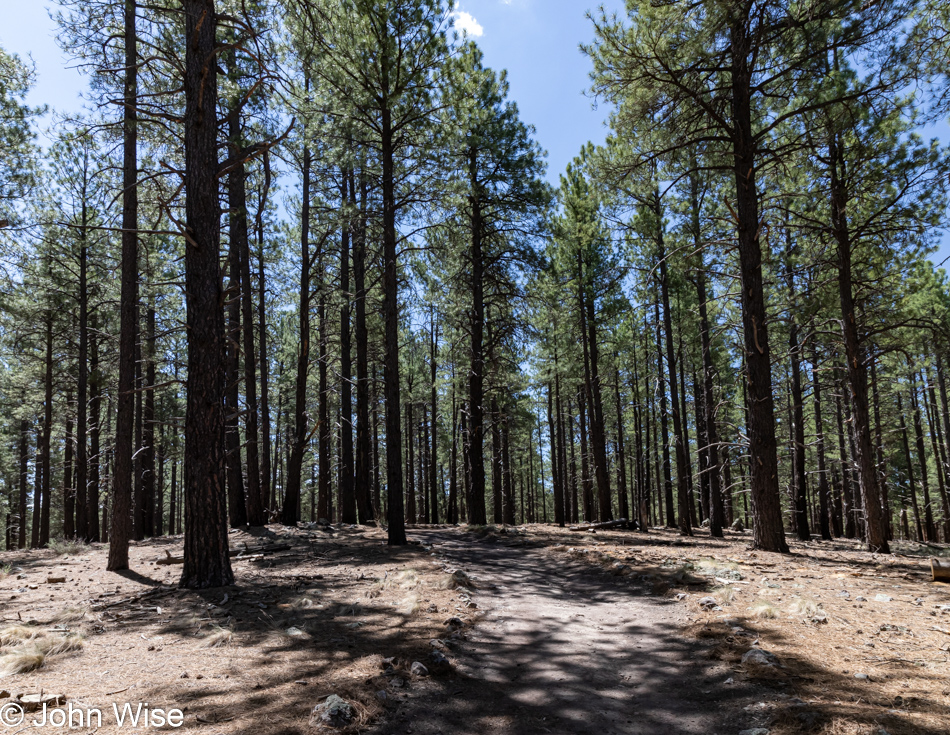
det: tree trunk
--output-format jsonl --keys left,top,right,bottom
{"left": 339, "top": 172, "right": 357, "bottom": 524}
{"left": 108, "top": 0, "right": 138, "bottom": 571}
{"left": 40, "top": 309, "right": 53, "bottom": 547}
{"left": 828, "top": 131, "right": 888, "bottom": 553}
{"left": 354, "top": 174, "right": 373, "bottom": 524}
{"left": 730, "top": 18, "right": 788, "bottom": 553}
{"left": 257, "top": 156, "right": 272, "bottom": 515}
{"left": 910, "top": 370, "right": 938, "bottom": 542}
{"left": 180, "top": 0, "right": 233, "bottom": 589}
{"left": 143, "top": 299, "right": 157, "bottom": 536}
{"left": 283, "top": 139, "right": 312, "bottom": 527}
{"left": 17, "top": 420, "right": 28, "bottom": 549}
{"left": 88, "top": 325, "right": 101, "bottom": 541}
{"left": 467, "top": 148, "right": 487, "bottom": 527}
{"left": 897, "top": 392, "right": 924, "bottom": 542}
{"left": 810, "top": 343, "right": 833, "bottom": 540}
{"left": 63, "top": 393, "right": 75, "bottom": 539}
{"left": 76, "top": 205, "right": 89, "bottom": 540}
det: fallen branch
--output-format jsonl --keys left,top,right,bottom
{"left": 156, "top": 544, "right": 293, "bottom": 566}
{"left": 569, "top": 519, "right": 631, "bottom": 532}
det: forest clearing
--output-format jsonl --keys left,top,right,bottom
{"left": 0, "top": 525, "right": 948, "bottom": 735}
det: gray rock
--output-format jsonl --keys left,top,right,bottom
{"left": 310, "top": 694, "right": 354, "bottom": 729}
{"left": 738, "top": 728, "right": 770, "bottom": 735}
{"left": 741, "top": 648, "right": 780, "bottom": 670}
{"left": 698, "top": 596, "right": 719, "bottom": 610}
{"left": 375, "top": 690, "right": 388, "bottom": 702}
{"left": 855, "top": 596, "right": 867, "bottom": 602}
{"left": 410, "top": 661, "right": 429, "bottom": 677}
{"left": 837, "top": 590, "right": 850, "bottom": 598}
{"left": 428, "top": 650, "right": 450, "bottom": 671}
{"left": 854, "top": 672, "right": 870, "bottom": 681}
{"left": 444, "top": 616, "right": 464, "bottom": 629}
{"left": 390, "top": 677, "right": 407, "bottom": 688}
{"left": 674, "top": 593, "right": 688, "bottom": 601}
{"left": 874, "top": 594, "right": 892, "bottom": 602}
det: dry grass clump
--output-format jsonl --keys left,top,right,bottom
{"left": 435, "top": 570, "right": 475, "bottom": 590}
{"left": 48, "top": 538, "right": 90, "bottom": 556}
{"left": 0, "top": 625, "right": 84, "bottom": 677}
{"left": 750, "top": 600, "right": 779, "bottom": 619}
{"left": 712, "top": 585, "right": 736, "bottom": 605}
{"left": 49, "top": 606, "right": 90, "bottom": 624}
{"left": 0, "top": 564, "right": 11, "bottom": 580}
{"left": 788, "top": 597, "right": 820, "bottom": 617}
{"left": 200, "top": 626, "right": 233, "bottom": 648}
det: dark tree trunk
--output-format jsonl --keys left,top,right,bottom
{"left": 108, "top": 0, "right": 137, "bottom": 571}
{"left": 283, "top": 141, "right": 312, "bottom": 527}
{"left": 835, "top": 384, "right": 856, "bottom": 538}
{"left": 381, "top": 84, "right": 406, "bottom": 545}
{"left": 897, "top": 392, "right": 924, "bottom": 541}
{"left": 784, "top": 232, "right": 810, "bottom": 541}
{"left": 63, "top": 393, "right": 75, "bottom": 539}
{"left": 467, "top": 150, "right": 487, "bottom": 528}
{"left": 354, "top": 175, "right": 373, "bottom": 524}
{"left": 578, "top": 252, "right": 612, "bottom": 521}
{"left": 406, "top": 401, "right": 416, "bottom": 524}
{"left": 317, "top": 294, "right": 331, "bottom": 521}
{"left": 88, "top": 325, "right": 101, "bottom": 541}
{"left": 429, "top": 316, "right": 439, "bottom": 524}
{"left": 937, "top": 354, "right": 950, "bottom": 540}
{"left": 17, "top": 420, "right": 28, "bottom": 549}
{"left": 491, "top": 398, "right": 503, "bottom": 524}
{"left": 615, "top": 368, "right": 629, "bottom": 520}
{"left": 502, "top": 413, "right": 514, "bottom": 525}
{"left": 547, "top": 382, "right": 564, "bottom": 526}
{"left": 257, "top": 157, "right": 272, "bottom": 514}
{"left": 656, "top": 226, "right": 691, "bottom": 536}
{"left": 40, "top": 309, "right": 53, "bottom": 547}
{"left": 910, "top": 370, "right": 938, "bottom": 542}
{"left": 924, "top": 369, "right": 949, "bottom": 542}
{"left": 230, "top": 103, "right": 264, "bottom": 527}
{"left": 339, "top": 172, "right": 357, "bottom": 525}
{"left": 578, "top": 391, "right": 594, "bottom": 522}
{"left": 810, "top": 343, "right": 833, "bottom": 540}
{"left": 143, "top": 300, "right": 157, "bottom": 536}
{"left": 654, "top": 297, "right": 674, "bottom": 528}
{"left": 829, "top": 131, "right": 888, "bottom": 552}
{"left": 76, "top": 207, "right": 89, "bottom": 540}
{"left": 730, "top": 19, "right": 788, "bottom": 553}
{"left": 871, "top": 357, "right": 892, "bottom": 539}
{"left": 179, "top": 0, "right": 234, "bottom": 589}
{"left": 448, "top": 385, "right": 458, "bottom": 524}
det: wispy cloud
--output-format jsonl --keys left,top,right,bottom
{"left": 453, "top": 10, "right": 484, "bottom": 37}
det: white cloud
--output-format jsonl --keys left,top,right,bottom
{"left": 453, "top": 11, "right": 484, "bottom": 37}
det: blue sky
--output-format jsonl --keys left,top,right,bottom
{"left": 2, "top": 0, "right": 947, "bottom": 265}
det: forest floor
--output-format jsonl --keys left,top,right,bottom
{"left": 0, "top": 524, "right": 947, "bottom": 735}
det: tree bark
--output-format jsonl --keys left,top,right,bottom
{"left": 108, "top": 0, "right": 137, "bottom": 571}
{"left": 180, "top": 0, "right": 233, "bottom": 588}
{"left": 339, "top": 172, "right": 357, "bottom": 524}
{"left": 354, "top": 174, "right": 373, "bottom": 524}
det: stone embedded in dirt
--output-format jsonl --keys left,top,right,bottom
{"left": 855, "top": 596, "right": 867, "bottom": 602}
{"left": 375, "top": 690, "right": 388, "bottom": 702}
{"left": 444, "top": 616, "right": 464, "bottom": 629}
{"left": 46, "top": 577, "right": 66, "bottom": 584}
{"left": 675, "top": 593, "right": 687, "bottom": 601}
{"left": 410, "top": 661, "right": 429, "bottom": 677}
{"left": 426, "top": 604, "right": 438, "bottom": 613}
{"left": 837, "top": 590, "right": 850, "bottom": 598}
{"left": 698, "top": 597, "right": 718, "bottom": 610}
{"left": 466, "top": 601, "right": 477, "bottom": 609}
{"left": 0, "top": 690, "right": 9, "bottom": 699}
{"left": 810, "top": 611, "right": 828, "bottom": 624}
{"left": 741, "top": 648, "right": 780, "bottom": 670}
{"left": 427, "top": 651, "right": 451, "bottom": 674}
{"left": 17, "top": 694, "right": 66, "bottom": 712}
{"left": 390, "top": 677, "right": 407, "bottom": 688}
{"left": 309, "top": 694, "right": 354, "bottom": 729}
{"left": 874, "top": 594, "right": 892, "bottom": 602}
{"left": 428, "top": 639, "right": 446, "bottom": 650}
{"left": 854, "top": 672, "right": 870, "bottom": 681}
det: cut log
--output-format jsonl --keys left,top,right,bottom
{"left": 932, "top": 558, "right": 950, "bottom": 583}
{"left": 568, "top": 519, "right": 630, "bottom": 532}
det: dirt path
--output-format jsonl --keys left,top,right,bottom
{"left": 370, "top": 530, "right": 762, "bottom": 735}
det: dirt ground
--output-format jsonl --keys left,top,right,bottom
{"left": 0, "top": 524, "right": 947, "bottom": 735}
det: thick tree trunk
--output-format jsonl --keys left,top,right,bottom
{"left": 924, "top": 369, "right": 949, "bottom": 542}
{"left": 108, "top": 0, "right": 138, "bottom": 571}
{"left": 180, "top": 0, "right": 233, "bottom": 588}
{"left": 406, "top": 401, "right": 416, "bottom": 524}
{"left": 17, "top": 419, "right": 28, "bottom": 549}
{"left": 467, "top": 150, "right": 487, "bottom": 527}
{"left": 317, "top": 294, "right": 331, "bottom": 521}
{"left": 491, "top": 398, "right": 503, "bottom": 524}
{"left": 731, "top": 35, "right": 788, "bottom": 552}
{"left": 143, "top": 300, "right": 157, "bottom": 536}
{"left": 897, "top": 392, "right": 924, "bottom": 542}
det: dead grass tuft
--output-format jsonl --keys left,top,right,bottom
{"left": 750, "top": 600, "right": 779, "bottom": 619}
{"left": 200, "top": 627, "right": 232, "bottom": 648}
{"left": 0, "top": 625, "right": 39, "bottom": 646}
{"left": 47, "top": 538, "right": 90, "bottom": 556}
{"left": 0, "top": 649, "right": 45, "bottom": 676}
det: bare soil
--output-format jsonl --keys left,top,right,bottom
{"left": 0, "top": 524, "right": 947, "bottom": 735}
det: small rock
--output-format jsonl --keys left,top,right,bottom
{"left": 854, "top": 673, "right": 870, "bottom": 681}
{"left": 390, "top": 677, "right": 407, "bottom": 688}
{"left": 310, "top": 694, "right": 354, "bottom": 729}
{"left": 46, "top": 576, "right": 66, "bottom": 584}
{"left": 724, "top": 677, "right": 734, "bottom": 685}
{"left": 698, "top": 597, "right": 718, "bottom": 610}
{"left": 837, "top": 590, "right": 850, "bottom": 598}
{"left": 444, "top": 616, "right": 464, "bottom": 629}
{"left": 375, "top": 690, "right": 388, "bottom": 702}
{"left": 742, "top": 648, "right": 780, "bottom": 670}
{"left": 0, "top": 690, "right": 9, "bottom": 699}
{"left": 410, "top": 661, "right": 429, "bottom": 677}
{"left": 466, "top": 601, "right": 478, "bottom": 609}
{"left": 429, "top": 639, "right": 446, "bottom": 650}
{"left": 855, "top": 596, "right": 866, "bottom": 602}
{"left": 426, "top": 604, "right": 438, "bottom": 613}
{"left": 428, "top": 650, "right": 451, "bottom": 673}
{"left": 874, "top": 594, "right": 892, "bottom": 602}
{"left": 810, "top": 610, "right": 828, "bottom": 624}
{"left": 675, "top": 593, "right": 688, "bottom": 601}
